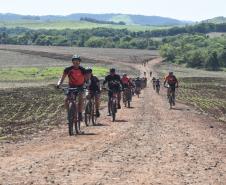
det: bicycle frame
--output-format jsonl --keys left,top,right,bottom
{"left": 63, "top": 87, "right": 85, "bottom": 135}
{"left": 85, "top": 91, "right": 98, "bottom": 126}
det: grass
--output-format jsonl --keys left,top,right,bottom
{"left": 0, "top": 66, "right": 108, "bottom": 82}
{"left": 0, "top": 20, "right": 172, "bottom": 32}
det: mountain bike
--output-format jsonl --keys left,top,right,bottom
{"left": 84, "top": 91, "right": 98, "bottom": 126}
{"left": 62, "top": 87, "right": 85, "bottom": 136}
{"left": 165, "top": 85, "right": 177, "bottom": 109}
{"left": 135, "top": 86, "right": 141, "bottom": 98}
{"left": 156, "top": 85, "right": 160, "bottom": 94}
{"left": 123, "top": 87, "right": 132, "bottom": 108}
{"left": 105, "top": 88, "right": 118, "bottom": 122}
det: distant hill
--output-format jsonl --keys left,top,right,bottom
{"left": 0, "top": 13, "right": 191, "bottom": 26}
{"left": 202, "top": 16, "right": 226, "bottom": 24}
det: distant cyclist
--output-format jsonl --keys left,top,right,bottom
{"left": 85, "top": 68, "right": 101, "bottom": 117}
{"left": 155, "top": 78, "right": 161, "bottom": 93}
{"left": 103, "top": 68, "right": 123, "bottom": 112}
{"left": 152, "top": 77, "right": 156, "bottom": 90}
{"left": 164, "top": 72, "right": 179, "bottom": 105}
{"left": 57, "top": 55, "right": 87, "bottom": 121}
{"left": 135, "top": 77, "right": 142, "bottom": 96}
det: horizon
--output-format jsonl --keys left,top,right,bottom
{"left": 0, "top": 0, "right": 226, "bottom": 22}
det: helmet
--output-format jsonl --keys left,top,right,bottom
{"left": 86, "top": 67, "right": 92, "bottom": 73}
{"left": 72, "top": 55, "right": 81, "bottom": 61}
{"left": 110, "top": 68, "right": 116, "bottom": 73}
{"left": 123, "top": 73, "right": 127, "bottom": 77}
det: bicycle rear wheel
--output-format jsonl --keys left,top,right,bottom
{"left": 85, "top": 101, "right": 92, "bottom": 126}
{"left": 75, "top": 111, "right": 81, "bottom": 134}
{"left": 169, "top": 95, "right": 173, "bottom": 109}
{"left": 68, "top": 102, "right": 75, "bottom": 136}
{"left": 111, "top": 100, "right": 117, "bottom": 122}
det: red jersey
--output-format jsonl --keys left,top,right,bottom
{"left": 165, "top": 75, "right": 178, "bottom": 85}
{"left": 64, "top": 66, "right": 86, "bottom": 87}
{"left": 121, "top": 76, "right": 129, "bottom": 85}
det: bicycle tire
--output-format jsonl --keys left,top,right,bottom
{"left": 85, "top": 101, "right": 91, "bottom": 126}
{"left": 112, "top": 100, "right": 117, "bottom": 122}
{"left": 128, "top": 100, "right": 130, "bottom": 108}
{"left": 91, "top": 101, "right": 97, "bottom": 125}
{"left": 68, "top": 102, "right": 75, "bottom": 136}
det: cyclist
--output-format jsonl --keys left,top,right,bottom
{"left": 150, "top": 71, "right": 152, "bottom": 77}
{"left": 155, "top": 78, "right": 161, "bottom": 91}
{"left": 85, "top": 68, "right": 101, "bottom": 117}
{"left": 103, "top": 68, "right": 123, "bottom": 113}
{"left": 142, "top": 76, "right": 147, "bottom": 88}
{"left": 121, "top": 74, "right": 134, "bottom": 101}
{"left": 135, "top": 77, "right": 142, "bottom": 95}
{"left": 121, "top": 73, "right": 130, "bottom": 88}
{"left": 57, "top": 55, "right": 87, "bottom": 121}
{"left": 164, "top": 72, "right": 179, "bottom": 105}
{"left": 152, "top": 77, "right": 156, "bottom": 90}
{"left": 144, "top": 71, "right": 146, "bottom": 77}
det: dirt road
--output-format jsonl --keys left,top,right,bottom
{"left": 1, "top": 59, "right": 226, "bottom": 185}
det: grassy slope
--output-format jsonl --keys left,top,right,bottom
{"left": 0, "top": 20, "right": 172, "bottom": 32}
{"left": 0, "top": 66, "right": 108, "bottom": 82}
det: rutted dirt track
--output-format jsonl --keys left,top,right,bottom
{"left": 1, "top": 59, "right": 226, "bottom": 185}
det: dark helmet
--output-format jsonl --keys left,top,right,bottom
{"left": 86, "top": 67, "right": 92, "bottom": 73}
{"left": 72, "top": 55, "right": 81, "bottom": 61}
{"left": 110, "top": 68, "right": 116, "bottom": 73}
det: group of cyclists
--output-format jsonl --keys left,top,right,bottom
{"left": 151, "top": 72, "right": 179, "bottom": 106}
{"left": 56, "top": 54, "right": 179, "bottom": 135}
{"left": 56, "top": 54, "right": 147, "bottom": 132}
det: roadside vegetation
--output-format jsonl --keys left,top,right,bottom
{"left": 160, "top": 34, "right": 226, "bottom": 70}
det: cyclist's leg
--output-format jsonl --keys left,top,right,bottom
{"left": 64, "top": 96, "right": 69, "bottom": 112}
{"left": 171, "top": 86, "right": 176, "bottom": 104}
{"left": 117, "top": 90, "right": 121, "bottom": 109}
{"left": 95, "top": 93, "right": 100, "bottom": 117}
{"left": 167, "top": 87, "right": 170, "bottom": 98}
{"left": 108, "top": 91, "right": 112, "bottom": 115}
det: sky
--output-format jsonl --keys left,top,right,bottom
{"left": 0, "top": 0, "right": 225, "bottom": 21}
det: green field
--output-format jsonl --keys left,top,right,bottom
{"left": 0, "top": 66, "right": 108, "bottom": 82}
{"left": 155, "top": 62, "right": 226, "bottom": 122}
{"left": 0, "top": 20, "right": 172, "bottom": 32}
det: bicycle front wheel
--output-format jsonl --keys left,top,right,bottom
{"left": 111, "top": 100, "right": 117, "bottom": 122}
{"left": 68, "top": 102, "right": 76, "bottom": 136}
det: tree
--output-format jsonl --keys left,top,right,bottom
{"left": 205, "top": 51, "right": 220, "bottom": 70}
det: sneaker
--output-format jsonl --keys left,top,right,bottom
{"left": 96, "top": 110, "right": 100, "bottom": 117}
{"left": 78, "top": 113, "right": 83, "bottom": 122}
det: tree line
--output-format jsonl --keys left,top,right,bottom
{"left": 80, "top": 17, "right": 126, "bottom": 25}
{"left": 0, "top": 27, "right": 160, "bottom": 49}
{"left": 160, "top": 34, "right": 226, "bottom": 71}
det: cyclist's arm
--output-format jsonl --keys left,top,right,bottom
{"left": 57, "top": 73, "right": 67, "bottom": 87}
{"left": 175, "top": 77, "right": 179, "bottom": 87}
